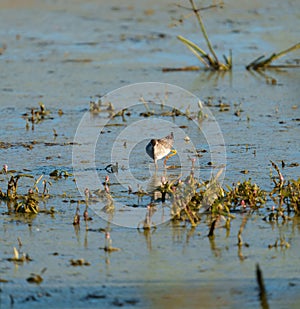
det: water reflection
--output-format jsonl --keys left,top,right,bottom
{"left": 138, "top": 228, "right": 155, "bottom": 252}
{"left": 87, "top": 166, "right": 184, "bottom": 228}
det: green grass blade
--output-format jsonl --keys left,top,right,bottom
{"left": 177, "top": 35, "right": 210, "bottom": 67}
{"left": 177, "top": 35, "right": 207, "bottom": 56}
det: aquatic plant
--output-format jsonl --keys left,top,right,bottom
{"left": 167, "top": 2, "right": 299, "bottom": 74}
{"left": 237, "top": 215, "right": 249, "bottom": 248}
{"left": 6, "top": 174, "right": 33, "bottom": 199}
{"left": 246, "top": 42, "right": 300, "bottom": 70}
{"left": 89, "top": 97, "right": 102, "bottom": 113}
{"left": 269, "top": 160, "right": 300, "bottom": 215}
{"left": 22, "top": 102, "right": 52, "bottom": 129}
{"left": 173, "top": 0, "right": 232, "bottom": 71}
{"left": 150, "top": 159, "right": 300, "bottom": 228}
{"left": 73, "top": 206, "right": 80, "bottom": 225}
{"left": 7, "top": 247, "right": 32, "bottom": 263}
{"left": 0, "top": 172, "right": 40, "bottom": 213}
{"left": 218, "top": 179, "right": 267, "bottom": 210}
{"left": 158, "top": 169, "right": 223, "bottom": 226}
{"left": 0, "top": 167, "right": 51, "bottom": 214}
{"left": 49, "top": 169, "right": 73, "bottom": 179}
{"left": 138, "top": 204, "right": 157, "bottom": 230}
{"left": 89, "top": 96, "right": 115, "bottom": 117}
{"left": 15, "top": 192, "right": 39, "bottom": 214}
{"left": 155, "top": 168, "right": 267, "bottom": 227}
{"left": 103, "top": 231, "right": 120, "bottom": 252}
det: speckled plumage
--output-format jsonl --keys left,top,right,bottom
{"left": 146, "top": 132, "right": 174, "bottom": 164}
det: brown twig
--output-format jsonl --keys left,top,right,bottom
{"left": 188, "top": 0, "right": 219, "bottom": 64}
{"left": 162, "top": 65, "right": 200, "bottom": 72}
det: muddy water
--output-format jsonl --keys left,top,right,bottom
{"left": 0, "top": 0, "right": 300, "bottom": 308}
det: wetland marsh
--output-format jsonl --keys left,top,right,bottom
{"left": 0, "top": 0, "right": 300, "bottom": 308}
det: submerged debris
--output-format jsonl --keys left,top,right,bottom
{"left": 49, "top": 169, "right": 72, "bottom": 179}
{"left": 7, "top": 247, "right": 32, "bottom": 263}
{"left": 70, "top": 259, "right": 91, "bottom": 266}
{"left": 26, "top": 268, "right": 47, "bottom": 285}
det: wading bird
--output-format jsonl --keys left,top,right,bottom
{"left": 146, "top": 132, "right": 177, "bottom": 168}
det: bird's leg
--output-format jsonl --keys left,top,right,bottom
{"left": 163, "top": 149, "right": 177, "bottom": 166}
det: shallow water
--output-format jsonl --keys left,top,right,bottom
{"left": 0, "top": 0, "right": 300, "bottom": 308}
